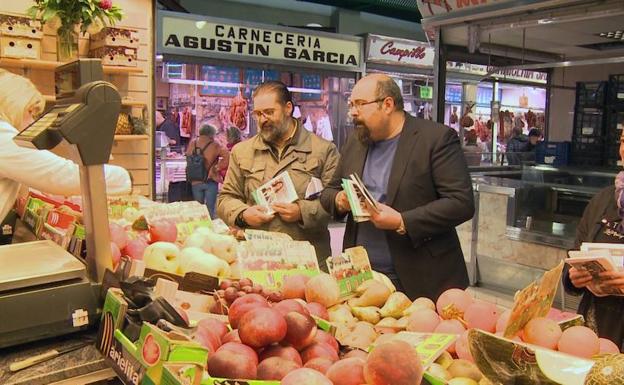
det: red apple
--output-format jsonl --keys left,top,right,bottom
{"left": 123, "top": 238, "right": 148, "bottom": 260}
{"left": 193, "top": 327, "right": 221, "bottom": 352}
{"left": 109, "top": 223, "right": 129, "bottom": 250}
{"left": 217, "top": 342, "right": 259, "bottom": 366}
{"left": 284, "top": 312, "right": 317, "bottom": 351}
{"left": 282, "top": 274, "right": 310, "bottom": 299}
{"left": 259, "top": 345, "right": 303, "bottom": 366}
{"left": 228, "top": 293, "right": 269, "bottom": 329}
{"left": 149, "top": 219, "right": 177, "bottom": 243}
{"left": 313, "top": 330, "right": 339, "bottom": 353}
{"left": 207, "top": 350, "right": 257, "bottom": 380}
{"left": 197, "top": 318, "right": 229, "bottom": 341}
{"left": 273, "top": 299, "right": 310, "bottom": 317}
{"left": 257, "top": 356, "right": 301, "bottom": 380}
{"left": 304, "top": 357, "right": 334, "bottom": 374}
{"left": 326, "top": 357, "right": 366, "bottom": 385}
{"left": 307, "top": 302, "right": 330, "bottom": 321}
{"left": 222, "top": 329, "right": 242, "bottom": 344}
{"left": 301, "top": 342, "right": 339, "bottom": 364}
{"left": 281, "top": 368, "right": 333, "bottom": 385}
{"left": 238, "top": 307, "right": 287, "bottom": 349}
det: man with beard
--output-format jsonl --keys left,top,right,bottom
{"left": 217, "top": 81, "right": 339, "bottom": 265}
{"left": 320, "top": 74, "right": 474, "bottom": 300}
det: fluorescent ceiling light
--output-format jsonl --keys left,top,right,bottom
{"left": 165, "top": 78, "right": 322, "bottom": 94}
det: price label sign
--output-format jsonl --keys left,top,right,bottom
{"left": 420, "top": 86, "right": 433, "bottom": 99}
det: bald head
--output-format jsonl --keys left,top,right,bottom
{"left": 355, "top": 74, "right": 404, "bottom": 112}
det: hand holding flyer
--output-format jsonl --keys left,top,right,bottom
{"left": 252, "top": 171, "right": 298, "bottom": 215}
{"left": 567, "top": 249, "right": 624, "bottom": 296}
{"left": 341, "top": 173, "right": 379, "bottom": 222}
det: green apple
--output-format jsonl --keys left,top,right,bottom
{"left": 179, "top": 247, "right": 222, "bottom": 277}
{"left": 143, "top": 242, "right": 180, "bottom": 273}
{"left": 207, "top": 232, "right": 238, "bottom": 264}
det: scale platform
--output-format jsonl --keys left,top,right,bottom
{"left": 0, "top": 240, "right": 87, "bottom": 292}
{"left": 0, "top": 240, "right": 99, "bottom": 348}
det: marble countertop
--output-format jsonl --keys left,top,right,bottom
{"left": 0, "top": 331, "right": 110, "bottom": 385}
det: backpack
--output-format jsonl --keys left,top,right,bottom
{"left": 186, "top": 140, "right": 213, "bottom": 182}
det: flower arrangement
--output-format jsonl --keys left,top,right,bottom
{"left": 27, "top": 0, "right": 123, "bottom": 60}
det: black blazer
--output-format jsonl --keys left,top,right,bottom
{"left": 320, "top": 114, "right": 474, "bottom": 300}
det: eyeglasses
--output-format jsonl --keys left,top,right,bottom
{"left": 251, "top": 108, "right": 276, "bottom": 120}
{"left": 347, "top": 97, "right": 387, "bottom": 111}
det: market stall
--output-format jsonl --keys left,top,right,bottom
{"left": 154, "top": 11, "right": 364, "bottom": 200}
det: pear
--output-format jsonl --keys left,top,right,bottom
{"left": 340, "top": 321, "right": 378, "bottom": 350}
{"left": 448, "top": 359, "right": 482, "bottom": 382}
{"left": 350, "top": 280, "right": 391, "bottom": 308}
{"left": 355, "top": 279, "right": 378, "bottom": 295}
{"left": 427, "top": 362, "right": 451, "bottom": 381}
{"left": 435, "top": 351, "right": 454, "bottom": 369}
{"left": 372, "top": 271, "right": 396, "bottom": 292}
{"left": 379, "top": 291, "right": 412, "bottom": 318}
{"left": 329, "top": 304, "right": 357, "bottom": 327}
{"left": 396, "top": 316, "right": 409, "bottom": 329}
{"left": 376, "top": 317, "right": 398, "bottom": 327}
{"left": 403, "top": 297, "right": 436, "bottom": 317}
{"left": 351, "top": 306, "right": 381, "bottom": 324}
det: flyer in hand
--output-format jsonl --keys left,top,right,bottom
{"left": 341, "top": 173, "right": 379, "bottom": 222}
{"left": 503, "top": 260, "right": 564, "bottom": 338}
{"left": 252, "top": 171, "right": 298, "bottom": 215}
{"left": 567, "top": 249, "right": 624, "bottom": 296}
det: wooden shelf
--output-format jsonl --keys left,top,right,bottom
{"left": 114, "top": 134, "right": 149, "bottom": 141}
{"left": 0, "top": 58, "right": 59, "bottom": 70}
{"left": 0, "top": 57, "right": 142, "bottom": 74}
{"left": 44, "top": 94, "right": 146, "bottom": 108}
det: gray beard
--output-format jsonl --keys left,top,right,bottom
{"left": 260, "top": 122, "right": 289, "bottom": 144}
{"left": 355, "top": 123, "right": 371, "bottom": 145}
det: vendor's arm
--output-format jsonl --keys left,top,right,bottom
{"left": 0, "top": 123, "right": 130, "bottom": 195}
{"left": 297, "top": 143, "right": 339, "bottom": 229}
{"left": 401, "top": 128, "right": 475, "bottom": 245}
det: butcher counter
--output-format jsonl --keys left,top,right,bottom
{"left": 458, "top": 165, "right": 617, "bottom": 311}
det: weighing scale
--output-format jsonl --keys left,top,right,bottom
{"left": 0, "top": 59, "right": 121, "bottom": 348}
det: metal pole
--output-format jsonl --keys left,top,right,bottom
{"left": 79, "top": 165, "right": 113, "bottom": 282}
{"left": 432, "top": 27, "right": 446, "bottom": 124}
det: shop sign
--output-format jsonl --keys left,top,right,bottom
{"left": 417, "top": 0, "right": 516, "bottom": 19}
{"left": 366, "top": 34, "right": 434, "bottom": 68}
{"left": 159, "top": 12, "right": 362, "bottom": 72}
{"left": 420, "top": 86, "right": 433, "bottom": 99}
{"left": 446, "top": 61, "right": 547, "bottom": 84}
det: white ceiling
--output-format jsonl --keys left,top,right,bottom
{"left": 440, "top": 1, "right": 624, "bottom": 62}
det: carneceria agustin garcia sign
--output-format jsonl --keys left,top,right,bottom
{"left": 159, "top": 12, "right": 362, "bottom": 71}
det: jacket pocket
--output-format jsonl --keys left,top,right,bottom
{"left": 241, "top": 160, "right": 266, "bottom": 201}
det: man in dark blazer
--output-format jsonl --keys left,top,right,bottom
{"left": 320, "top": 74, "right": 474, "bottom": 301}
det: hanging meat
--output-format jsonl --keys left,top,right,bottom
{"left": 526, "top": 109, "right": 537, "bottom": 128}
{"left": 460, "top": 102, "right": 475, "bottom": 128}
{"left": 449, "top": 105, "right": 459, "bottom": 125}
{"left": 229, "top": 90, "right": 248, "bottom": 131}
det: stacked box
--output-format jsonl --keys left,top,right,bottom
{"left": 89, "top": 27, "right": 138, "bottom": 67}
{"left": 0, "top": 14, "right": 42, "bottom": 60}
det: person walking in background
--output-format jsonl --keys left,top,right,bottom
{"left": 156, "top": 110, "right": 181, "bottom": 151}
{"left": 186, "top": 124, "right": 229, "bottom": 218}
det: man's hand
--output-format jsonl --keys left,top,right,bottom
{"left": 569, "top": 267, "right": 593, "bottom": 289}
{"left": 272, "top": 202, "right": 302, "bottom": 223}
{"left": 367, "top": 202, "right": 402, "bottom": 231}
{"left": 168, "top": 139, "right": 177, "bottom": 145}
{"left": 598, "top": 270, "right": 624, "bottom": 290}
{"left": 335, "top": 191, "right": 351, "bottom": 214}
{"left": 242, "top": 205, "right": 274, "bottom": 227}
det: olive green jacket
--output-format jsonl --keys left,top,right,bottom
{"left": 217, "top": 123, "right": 339, "bottom": 265}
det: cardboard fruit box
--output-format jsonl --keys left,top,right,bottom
{"left": 97, "top": 289, "right": 209, "bottom": 385}
{"left": 162, "top": 364, "right": 280, "bottom": 385}
{"left": 0, "top": 13, "right": 42, "bottom": 60}
{"left": 90, "top": 27, "right": 139, "bottom": 50}
{"left": 90, "top": 46, "right": 137, "bottom": 67}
